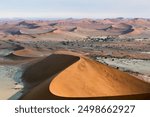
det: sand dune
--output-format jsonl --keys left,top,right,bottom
{"left": 53, "top": 29, "right": 64, "bottom": 34}
{"left": 19, "top": 54, "right": 79, "bottom": 100}
{"left": 21, "top": 54, "right": 79, "bottom": 84}
{"left": 1, "top": 18, "right": 150, "bottom": 41}
{"left": 112, "top": 23, "right": 132, "bottom": 29}
{"left": 17, "top": 21, "right": 40, "bottom": 29}
{"left": 49, "top": 29, "right": 86, "bottom": 40}
{"left": 50, "top": 56, "right": 150, "bottom": 97}
{"left": 126, "top": 27, "right": 144, "bottom": 35}
{"left": 49, "top": 23, "right": 58, "bottom": 26}
{"left": 20, "top": 28, "right": 56, "bottom": 35}
{"left": 97, "top": 23, "right": 134, "bottom": 34}
{"left": 13, "top": 48, "right": 51, "bottom": 58}
{"left": 5, "top": 28, "right": 21, "bottom": 35}
{"left": 55, "top": 26, "right": 77, "bottom": 32}
{"left": 19, "top": 53, "right": 150, "bottom": 100}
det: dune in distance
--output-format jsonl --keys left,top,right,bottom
{"left": 0, "top": 18, "right": 150, "bottom": 100}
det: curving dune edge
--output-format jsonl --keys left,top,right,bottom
{"left": 19, "top": 52, "right": 150, "bottom": 100}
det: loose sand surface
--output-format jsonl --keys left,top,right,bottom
{"left": 50, "top": 56, "right": 150, "bottom": 98}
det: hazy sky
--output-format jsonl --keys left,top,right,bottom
{"left": 0, "top": 0, "right": 149, "bottom": 18}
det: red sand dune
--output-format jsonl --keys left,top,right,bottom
{"left": 2, "top": 18, "right": 149, "bottom": 40}
{"left": 17, "top": 21, "right": 40, "bottom": 29}
{"left": 126, "top": 27, "right": 144, "bottom": 35}
{"left": 13, "top": 48, "right": 51, "bottom": 57}
{"left": 112, "top": 23, "right": 132, "bottom": 29}
{"left": 50, "top": 56, "right": 150, "bottom": 97}
{"left": 20, "top": 28, "right": 56, "bottom": 35}
{"left": 55, "top": 26, "right": 77, "bottom": 32}
{"left": 53, "top": 29, "right": 64, "bottom": 34}
{"left": 97, "top": 23, "right": 134, "bottom": 34}
{"left": 20, "top": 53, "right": 150, "bottom": 100}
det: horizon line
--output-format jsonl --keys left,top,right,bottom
{"left": 0, "top": 17, "right": 150, "bottom": 19}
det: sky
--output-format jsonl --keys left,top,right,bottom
{"left": 0, "top": 0, "right": 149, "bottom": 18}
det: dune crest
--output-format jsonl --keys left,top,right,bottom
{"left": 13, "top": 48, "right": 51, "bottom": 58}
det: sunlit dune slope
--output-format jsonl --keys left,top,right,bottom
{"left": 13, "top": 48, "right": 51, "bottom": 57}
{"left": 50, "top": 56, "right": 150, "bottom": 97}
{"left": 19, "top": 53, "right": 150, "bottom": 100}
{"left": 21, "top": 54, "right": 80, "bottom": 83}
{"left": 20, "top": 54, "right": 80, "bottom": 100}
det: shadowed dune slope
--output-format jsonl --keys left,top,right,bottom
{"left": 17, "top": 21, "right": 40, "bottom": 29}
{"left": 20, "top": 54, "right": 79, "bottom": 100}
{"left": 97, "top": 23, "right": 134, "bottom": 34}
{"left": 50, "top": 57, "right": 150, "bottom": 97}
{"left": 21, "top": 54, "right": 80, "bottom": 83}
